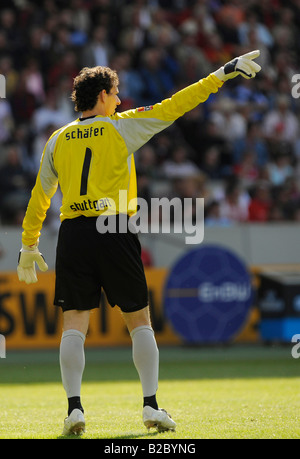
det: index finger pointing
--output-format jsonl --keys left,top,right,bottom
{"left": 242, "top": 50, "right": 260, "bottom": 60}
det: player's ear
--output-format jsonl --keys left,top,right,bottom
{"left": 99, "top": 89, "right": 107, "bottom": 103}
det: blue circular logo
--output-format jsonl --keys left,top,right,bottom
{"left": 164, "top": 245, "right": 253, "bottom": 343}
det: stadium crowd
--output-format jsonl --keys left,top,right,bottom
{"left": 1, "top": 0, "right": 300, "bottom": 228}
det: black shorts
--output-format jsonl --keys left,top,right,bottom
{"left": 54, "top": 215, "right": 148, "bottom": 313}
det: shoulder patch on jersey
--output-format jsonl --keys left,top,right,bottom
{"left": 137, "top": 105, "right": 153, "bottom": 112}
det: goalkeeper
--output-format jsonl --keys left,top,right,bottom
{"left": 17, "top": 50, "right": 261, "bottom": 435}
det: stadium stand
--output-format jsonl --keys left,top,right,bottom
{"left": 0, "top": 0, "right": 299, "bottom": 227}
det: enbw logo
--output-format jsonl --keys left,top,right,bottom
{"left": 0, "top": 74, "right": 6, "bottom": 98}
{"left": 164, "top": 245, "right": 253, "bottom": 344}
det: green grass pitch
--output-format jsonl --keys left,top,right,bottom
{"left": 0, "top": 345, "right": 299, "bottom": 439}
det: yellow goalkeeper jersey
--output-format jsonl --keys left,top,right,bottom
{"left": 22, "top": 74, "right": 223, "bottom": 245}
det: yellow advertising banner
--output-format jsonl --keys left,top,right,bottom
{"left": 0, "top": 269, "right": 182, "bottom": 349}
{"left": 0, "top": 268, "right": 258, "bottom": 350}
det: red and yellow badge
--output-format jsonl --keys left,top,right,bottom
{"left": 137, "top": 105, "right": 153, "bottom": 112}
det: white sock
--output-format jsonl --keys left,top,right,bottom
{"left": 130, "top": 325, "right": 159, "bottom": 398}
{"left": 59, "top": 329, "right": 86, "bottom": 398}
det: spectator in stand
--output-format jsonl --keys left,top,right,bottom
{"left": 0, "top": 9, "right": 21, "bottom": 60}
{"left": 199, "top": 146, "right": 223, "bottom": 180}
{"left": 171, "top": 173, "right": 210, "bottom": 225}
{"left": 205, "top": 200, "right": 232, "bottom": 227}
{"left": 0, "top": 31, "right": 9, "bottom": 62}
{"left": 232, "top": 121, "right": 269, "bottom": 167}
{"left": 80, "top": 25, "right": 113, "bottom": 68}
{"left": 117, "top": 1, "right": 151, "bottom": 57}
{"left": 238, "top": 9, "right": 274, "bottom": 48}
{"left": 160, "top": 143, "right": 200, "bottom": 179}
{"left": 266, "top": 152, "right": 294, "bottom": 187}
{"left": 233, "top": 150, "right": 260, "bottom": 188}
{"left": 248, "top": 182, "right": 271, "bottom": 222}
{"left": 148, "top": 7, "right": 180, "bottom": 50}
{"left": 55, "top": 75, "right": 77, "bottom": 124}
{"left": 175, "top": 19, "right": 212, "bottom": 83}
{"left": 48, "top": 49, "right": 79, "bottom": 91}
{"left": 69, "top": 0, "right": 91, "bottom": 37}
{"left": 10, "top": 70, "right": 37, "bottom": 125}
{"left": 138, "top": 46, "right": 178, "bottom": 105}
{"left": 215, "top": 0, "right": 244, "bottom": 46}
{"left": 31, "top": 89, "right": 71, "bottom": 134}
{"left": 23, "top": 57, "right": 46, "bottom": 105}
{"left": 271, "top": 179, "right": 299, "bottom": 220}
{"left": 209, "top": 97, "right": 247, "bottom": 143}
{"left": 263, "top": 94, "right": 299, "bottom": 151}
{"left": 26, "top": 26, "right": 52, "bottom": 75}
{"left": 136, "top": 144, "right": 158, "bottom": 179}
{"left": 0, "top": 55, "right": 18, "bottom": 98}
{"left": 0, "top": 144, "right": 33, "bottom": 224}
{"left": 202, "top": 31, "right": 232, "bottom": 67}
{"left": 272, "top": 7, "right": 297, "bottom": 54}
{"left": 0, "top": 97, "right": 14, "bottom": 142}
{"left": 218, "top": 177, "right": 250, "bottom": 223}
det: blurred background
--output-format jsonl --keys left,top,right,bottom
{"left": 1, "top": 0, "right": 300, "bottom": 349}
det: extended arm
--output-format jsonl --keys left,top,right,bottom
{"left": 114, "top": 50, "right": 261, "bottom": 154}
{"left": 18, "top": 131, "right": 59, "bottom": 283}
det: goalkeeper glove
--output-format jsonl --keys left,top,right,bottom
{"left": 213, "top": 50, "right": 261, "bottom": 82}
{"left": 17, "top": 242, "right": 48, "bottom": 284}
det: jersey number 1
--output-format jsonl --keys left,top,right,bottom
{"left": 80, "top": 147, "right": 92, "bottom": 196}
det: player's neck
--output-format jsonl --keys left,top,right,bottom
{"left": 81, "top": 107, "right": 105, "bottom": 118}
{"left": 81, "top": 97, "right": 106, "bottom": 118}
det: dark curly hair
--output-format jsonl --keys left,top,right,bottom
{"left": 71, "top": 66, "right": 119, "bottom": 112}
